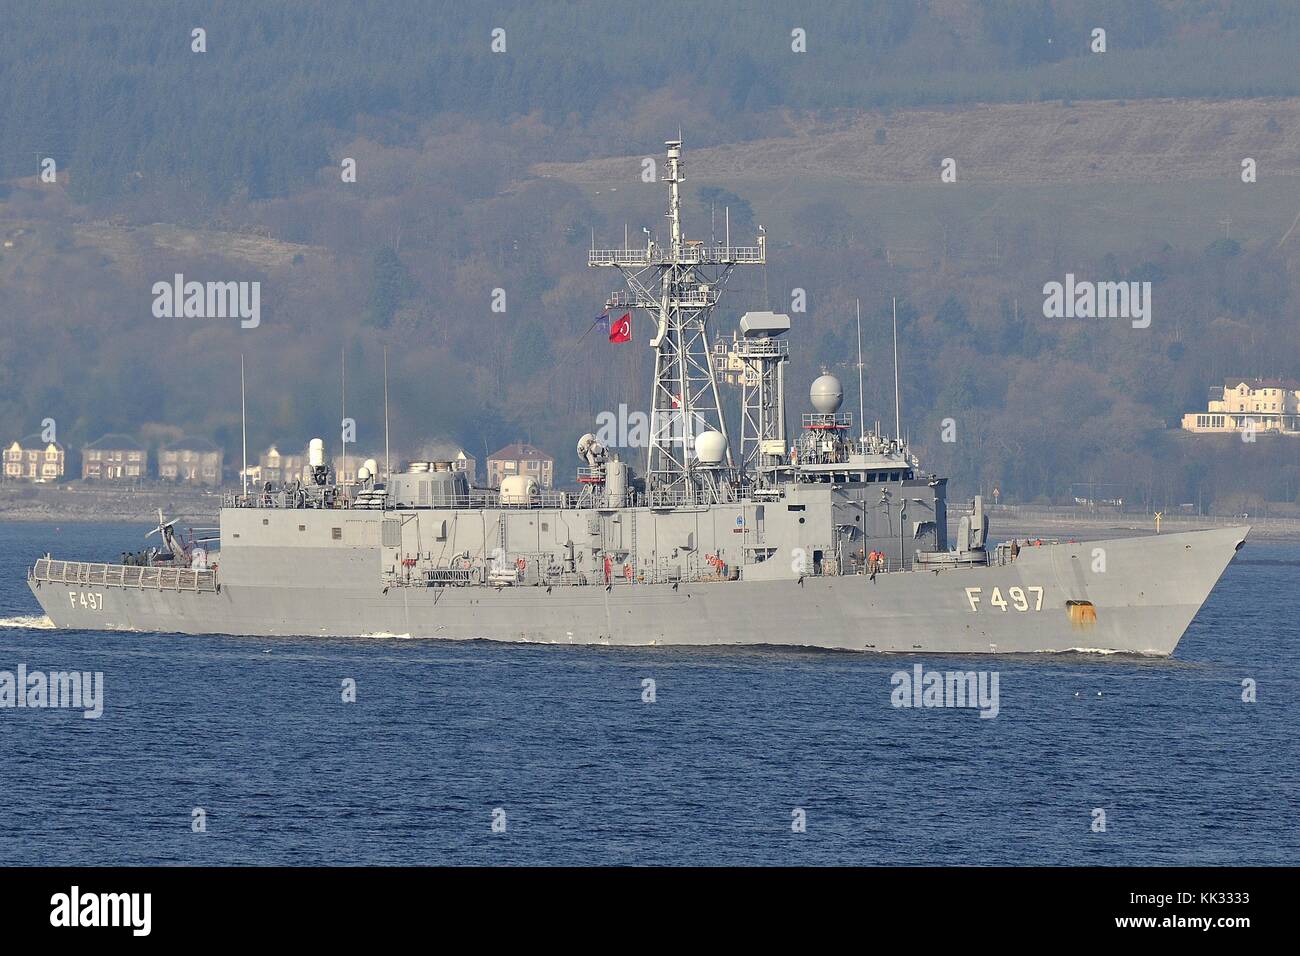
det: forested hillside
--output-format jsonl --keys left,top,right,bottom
{"left": 1, "top": 0, "right": 1299, "bottom": 511}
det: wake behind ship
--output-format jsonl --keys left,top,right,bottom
{"left": 27, "top": 141, "right": 1247, "bottom": 654}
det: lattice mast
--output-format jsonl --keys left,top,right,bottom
{"left": 735, "top": 317, "right": 790, "bottom": 486}
{"left": 589, "top": 140, "right": 766, "bottom": 503}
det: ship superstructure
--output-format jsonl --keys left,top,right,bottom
{"left": 26, "top": 141, "right": 1247, "bottom": 654}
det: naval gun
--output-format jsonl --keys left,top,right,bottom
{"left": 308, "top": 438, "right": 330, "bottom": 486}
{"left": 575, "top": 432, "right": 638, "bottom": 508}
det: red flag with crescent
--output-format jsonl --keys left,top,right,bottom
{"left": 609, "top": 312, "right": 631, "bottom": 343}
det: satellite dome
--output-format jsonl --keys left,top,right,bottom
{"left": 694, "top": 430, "right": 727, "bottom": 465}
{"left": 810, "top": 374, "right": 843, "bottom": 413}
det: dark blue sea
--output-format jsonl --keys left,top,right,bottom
{"left": 1, "top": 521, "right": 1295, "bottom": 866}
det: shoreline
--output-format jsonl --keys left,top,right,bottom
{"left": 3, "top": 486, "right": 1298, "bottom": 541}
{"left": 0, "top": 484, "right": 221, "bottom": 526}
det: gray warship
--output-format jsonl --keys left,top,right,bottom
{"left": 28, "top": 141, "right": 1247, "bottom": 654}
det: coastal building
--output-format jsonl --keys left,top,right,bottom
{"left": 452, "top": 449, "right": 477, "bottom": 484}
{"left": 1181, "top": 377, "right": 1300, "bottom": 435}
{"left": 159, "top": 437, "right": 224, "bottom": 486}
{"left": 81, "top": 434, "right": 147, "bottom": 481}
{"left": 259, "top": 444, "right": 308, "bottom": 485}
{"left": 335, "top": 453, "right": 387, "bottom": 487}
{"left": 3, "top": 435, "right": 65, "bottom": 481}
{"left": 711, "top": 335, "right": 760, "bottom": 387}
{"left": 486, "top": 442, "right": 554, "bottom": 489}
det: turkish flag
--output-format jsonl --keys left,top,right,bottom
{"left": 609, "top": 312, "right": 631, "bottom": 343}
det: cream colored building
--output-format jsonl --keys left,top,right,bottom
{"left": 711, "top": 337, "right": 757, "bottom": 387}
{"left": 452, "top": 449, "right": 477, "bottom": 484}
{"left": 82, "top": 434, "right": 147, "bottom": 481}
{"left": 3, "top": 436, "right": 65, "bottom": 481}
{"left": 159, "top": 437, "right": 224, "bottom": 486}
{"left": 259, "top": 444, "right": 309, "bottom": 485}
{"left": 335, "top": 452, "right": 387, "bottom": 487}
{"left": 1181, "top": 378, "right": 1300, "bottom": 435}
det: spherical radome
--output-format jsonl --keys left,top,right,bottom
{"left": 695, "top": 430, "right": 727, "bottom": 464}
{"left": 810, "top": 374, "right": 843, "bottom": 413}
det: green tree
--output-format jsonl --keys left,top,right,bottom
{"left": 511, "top": 319, "right": 554, "bottom": 378}
{"left": 366, "top": 247, "right": 414, "bottom": 328}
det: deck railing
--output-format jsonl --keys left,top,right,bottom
{"left": 30, "top": 558, "right": 218, "bottom": 593}
{"left": 588, "top": 244, "right": 764, "bottom": 268}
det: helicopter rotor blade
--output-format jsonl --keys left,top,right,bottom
{"left": 145, "top": 511, "right": 179, "bottom": 539}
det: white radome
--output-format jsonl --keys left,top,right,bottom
{"left": 810, "top": 374, "right": 843, "bottom": 413}
{"left": 500, "top": 475, "right": 539, "bottom": 503}
{"left": 695, "top": 430, "right": 727, "bottom": 464}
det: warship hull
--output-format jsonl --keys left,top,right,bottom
{"left": 20, "top": 142, "right": 1250, "bottom": 659}
{"left": 28, "top": 526, "right": 1247, "bottom": 655}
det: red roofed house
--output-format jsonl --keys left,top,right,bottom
{"left": 486, "top": 442, "right": 554, "bottom": 489}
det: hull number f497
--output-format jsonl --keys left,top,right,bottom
{"left": 68, "top": 591, "right": 104, "bottom": 611}
{"left": 965, "top": 586, "right": 1043, "bottom": 612}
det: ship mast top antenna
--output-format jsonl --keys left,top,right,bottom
{"left": 665, "top": 139, "right": 683, "bottom": 257}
